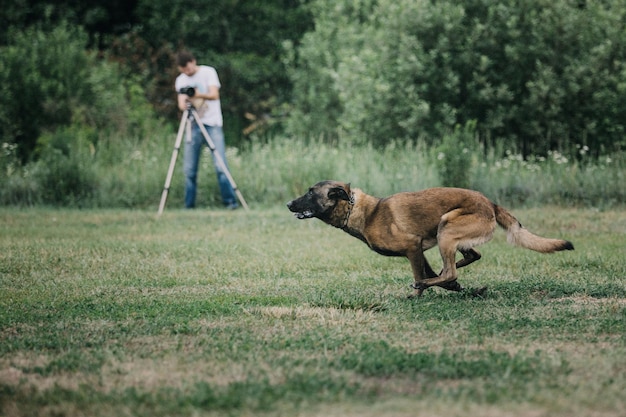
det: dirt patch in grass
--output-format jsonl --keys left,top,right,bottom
{"left": 552, "top": 295, "right": 626, "bottom": 306}
{"left": 246, "top": 305, "right": 379, "bottom": 323}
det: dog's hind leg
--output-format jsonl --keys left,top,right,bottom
{"left": 428, "top": 258, "right": 464, "bottom": 292}
{"left": 413, "top": 248, "right": 463, "bottom": 293}
{"left": 409, "top": 229, "right": 462, "bottom": 295}
{"left": 417, "top": 210, "right": 494, "bottom": 291}
{"left": 456, "top": 248, "right": 482, "bottom": 269}
{"left": 435, "top": 234, "right": 460, "bottom": 285}
{"left": 410, "top": 241, "right": 463, "bottom": 295}
{"left": 433, "top": 249, "right": 480, "bottom": 292}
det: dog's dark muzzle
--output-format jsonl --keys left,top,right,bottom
{"left": 287, "top": 198, "right": 315, "bottom": 219}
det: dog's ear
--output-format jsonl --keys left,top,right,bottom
{"left": 328, "top": 186, "right": 350, "bottom": 201}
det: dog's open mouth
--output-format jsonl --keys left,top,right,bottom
{"left": 293, "top": 210, "right": 314, "bottom": 219}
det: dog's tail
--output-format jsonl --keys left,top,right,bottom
{"left": 494, "top": 204, "right": 574, "bottom": 253}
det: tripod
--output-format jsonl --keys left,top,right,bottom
{"left": 158, "top": 103, "right": 249, "bottom": 215}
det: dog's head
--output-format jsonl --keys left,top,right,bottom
{"left": 287, "top": 181, "right": 352, "bottom": 225}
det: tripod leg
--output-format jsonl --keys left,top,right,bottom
{"left": 191, "top": 109, "right": 250, "bottom": 210}
{"left": 158, "top": 110, "right": 189, "bottom": 216}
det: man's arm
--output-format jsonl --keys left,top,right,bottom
{"left": 178, "top": 85, "right": 220, "bottom": 111}
{"left": 195, "top": 85, "right": 220, "bottom": 101}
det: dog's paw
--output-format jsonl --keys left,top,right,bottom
{"left": 439, "top": 280, "right": 464, "bottom": 292}
{"left": 408, "top": 282, "right": 428, "bottom": 298}
{"left": 410, "top": 282, "right": 429, "bottom": 291}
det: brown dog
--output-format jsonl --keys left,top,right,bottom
{"left": 287, "top": 181, "right": 574, "bottom": 297}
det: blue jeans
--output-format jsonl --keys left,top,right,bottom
{"left": 183, "top": 122, "right": 238, "bottom": 208}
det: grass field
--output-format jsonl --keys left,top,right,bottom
{"left": 1, "top": 206, "right": 625, "bottom": 417}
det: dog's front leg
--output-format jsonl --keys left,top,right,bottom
{"left": 407, "top": 243, "right": 428, "bottom": 298}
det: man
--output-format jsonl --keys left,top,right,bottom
{"left": 175, "top": 51, "right": 238, "bottom": 209}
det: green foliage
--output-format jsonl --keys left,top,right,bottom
{"left": 4, "top": 0, "right": 626, "bottom": 158}
{"left": 1, "top": 128, "right": 98, "bottom": 208}
{"left": 29, "top": 127, "right": 98, "bottom": 206}
{"left": 0, "top": 22, "right": 90, "bottom": 161}
{"left": 1, "top": 2, "right": 626, "bottom": 210}
{"left": 435, "top": 123, "right": 476, "bottom": 188}
{"left": 472, "top": 148, "right": 625, "bottom": 208}
{"left": 286, "top": 0, "right": 626, "bottom": 155}
{"left": 132, "top": 0, "right": 313, "bottom": 142}
{"left": 1, "top": 2, "right": 314, "bottom": 150}
{"left": 0, "top": 21, "right": 162, "bottom": 164}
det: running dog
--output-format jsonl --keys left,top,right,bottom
{"left": 287, "top": 181, "right": 574, "bottom": 297}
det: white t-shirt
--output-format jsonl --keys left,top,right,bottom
{"left": 175, "top": 65, "right": 223, "bottom": 126}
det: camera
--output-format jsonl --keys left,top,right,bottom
{"left": 178, "top": 86, "right": 195, "bottom": 97}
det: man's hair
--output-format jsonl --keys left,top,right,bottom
{"left": 176, "top": 51, "right": 195, "bottom": 68}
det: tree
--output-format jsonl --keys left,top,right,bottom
{"left": 0, "top": 22, "right": 158, "bottom": 163}
{"left": 1, "top": 0, "right": 314, "bottom": 145}
{"left": 286, "top": 0, "right": 626, "bottom": 155}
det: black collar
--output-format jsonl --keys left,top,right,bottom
{"left": 340, "top": 192, "right": 355, "bottom": 229}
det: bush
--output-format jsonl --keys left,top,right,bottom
{"left": 1, "top": 130, "right": 624, "bottom": 208}
{"left": 29, "top": 127, "right": 98, "bottom": 207}
{"left": 435, "top": 123, "right": 476, "bottom": 189}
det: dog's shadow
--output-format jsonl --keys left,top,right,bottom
{"left": 408, "top": 285, "right": 488, "bottom": 300}
{"left": 463, "top": 286, "right": 488, "bottom": 298}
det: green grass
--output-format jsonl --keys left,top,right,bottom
{"left": 1, "top": 206, "right": 625, "bottom": 417}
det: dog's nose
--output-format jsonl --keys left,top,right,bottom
{"left": 286, "top": 201, "right": 293, "bottom": 209}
